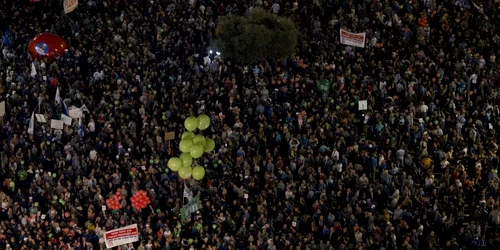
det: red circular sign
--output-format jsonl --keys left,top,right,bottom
{"left": 27, "top": 33, "right": 67, "bottom": 61}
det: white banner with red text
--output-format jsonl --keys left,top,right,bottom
{"left": 340, "top": 29, "right": 366, "bottom": 48}
{"left": 104, "top": 224, "right": 139, "bottom": 249}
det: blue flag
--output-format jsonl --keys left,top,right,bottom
{"left": 2, "top": 30, "right": 12, "bottom": 48}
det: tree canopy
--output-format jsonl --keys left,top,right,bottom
{"left": 211, "top": 8, "right": 299, "bottom": 65}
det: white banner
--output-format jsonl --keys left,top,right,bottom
{"left": 64, "top": 0, "right": 78, "bottom": 14}
{"left": 69, "top": 109, "right": 83, "bottom": 118}
{"left": 104, "top": 224, "right": 139, "bottom": 249}
{"left": 340, "top": 29, "right": 366, "bottom": 48}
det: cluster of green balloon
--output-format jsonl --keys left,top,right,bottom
{"left": 167, "top": 115, "right": 214, "bottom": 180}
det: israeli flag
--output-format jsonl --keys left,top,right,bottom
{"left": 78, "top": 117, "right": 84, "bottom": 138}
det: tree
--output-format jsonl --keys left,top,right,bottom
{"left": 212, "top": 8, "right": 299, "bottom": 65}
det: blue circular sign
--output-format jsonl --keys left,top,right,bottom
{"left": 35, "top": 42, "right": 49, "bottom": 56}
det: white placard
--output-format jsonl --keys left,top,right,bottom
{"left": 35, "top": 114, "right": 47, "bottom": 123}
{"left": 41, "top": 214, "right": 46, "bottom": 220}
{"left": 69, "top": 109, "right": 83, "bottom": 118}
{"left": 50, "top": 119, "right": 64, "bottom": 130}
{"left": 0, "top": 101, "right": 5, "bottom": 117}
{"left": 358, "top": 100, "right": 368, "bottom": 111}
{"left": 244, "top": 194, "right": 248, "bottom": 199}
{"left": 102, "top": 205, "right": 107, "bottom": 211}
{"left": 61, "top": 114, "right": 72, "bottom": 125}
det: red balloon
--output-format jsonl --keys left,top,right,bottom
{"left": 28, "top": 33, "right": 68, "bottom": 62}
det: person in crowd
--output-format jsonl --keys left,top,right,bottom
{"left": 0, "top": 0, "right": 500, "bottom": 249}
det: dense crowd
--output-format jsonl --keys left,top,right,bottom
{"left": 1, "top": 0, "right": 500, "bottom": 249}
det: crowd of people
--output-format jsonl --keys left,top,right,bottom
{"left": 1, "top": 0, "right": 500, "bottom": 249}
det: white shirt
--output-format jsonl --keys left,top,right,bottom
{"left": 470, "top": 74, "right": 478, "bottom": 84}
{"left": 88, "top": 121, "right": 95, "bottom": 132}
{"left": 335, "top": 163, "right": 343, "bottom": 172}
{"left": 396, "top": 149, "right": 405, "bottom": 159}
{"left": 204, "top": 56, "right": 211, "bottom": 65}
{"left": 479, "top": 58, "right": 485, "bottom": 69}
{"left": 425, "top": 177, "right": 433, "bottom": 187}
{"left": 331, "top": 149, "right": 339, "bottom": 161}
{"left": 419, "top": 104, "right": 428, "bottom": 113}
{"left": 93, "top": 71, "right": 103, "bottom": 81}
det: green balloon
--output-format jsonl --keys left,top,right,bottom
{"left": 189, "top": 143, "right": 204, "bottom": 159}
{"left": 188, "top": 239, "right": 194, "bottom": 244}
{"left": 178, "top": 167, "right": 192, "bottom": 179}
{"left": 184, "top": 116, "right": 199, "bottom": 132}
{"left": 204, "top": 138, "right": 216, "bottom": 153}
{"left": 168, "top": 157, "right": 183, "bottom": 172}
{"left": 192, "top": 135, "right": 206, "bottom": 147}
{"left": 192, "top": 166, "right": 206, "bottom": 181}
{"left": 181, "top": 131, "right": 195, "bottom": 140}
{"left": 179, "top": 139, "right": 193, "bottom": 153}
{"left": 197, "top": 114, "right": 211, "bottom": 130}
{"left": 180, "top": 153, "right": 193, "bottom": 168}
